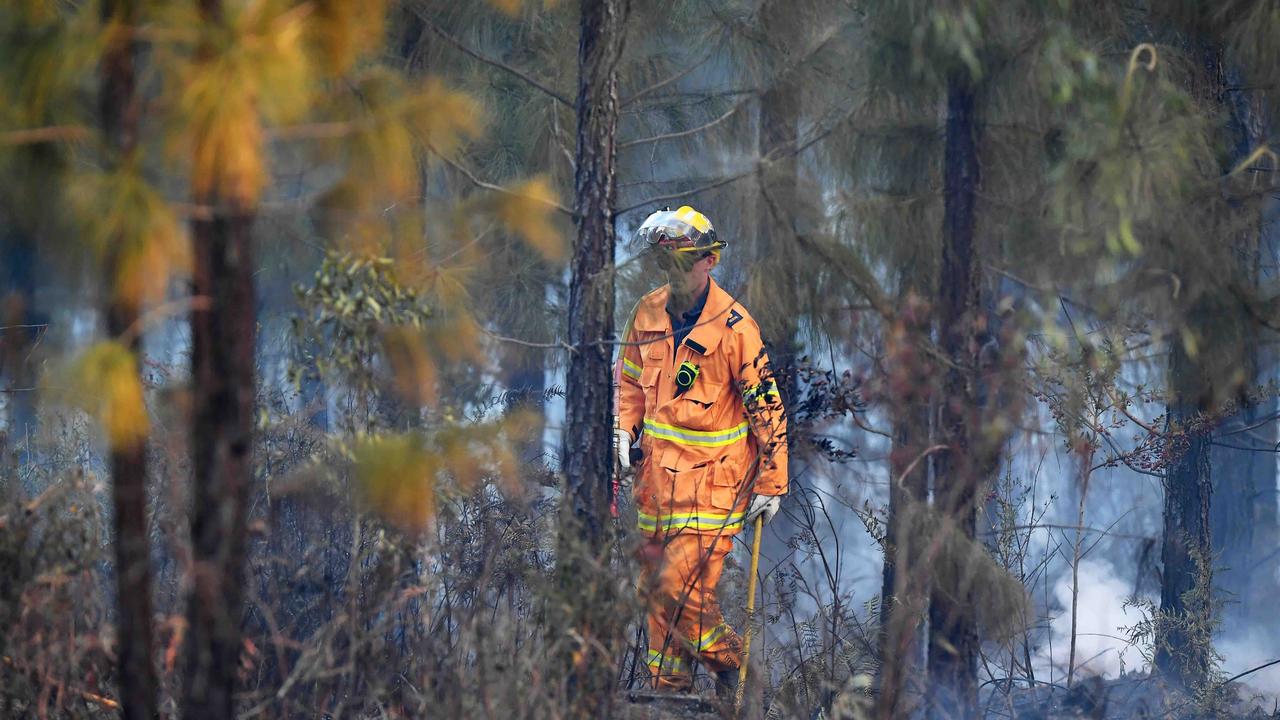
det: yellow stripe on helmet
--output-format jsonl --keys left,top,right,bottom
{"left": 674, "top": 205, "right": 712, "bottom": 233}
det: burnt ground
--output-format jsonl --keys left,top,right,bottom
{"left": 615, "top": 674, "right": 1280, "bottom": 719}
{"left": 984, "top": 674, "right": 1280, "bottom": 720}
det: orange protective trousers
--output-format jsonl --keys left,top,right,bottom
{"left": 640, "top": 531, "right": 743, "bottom": 690}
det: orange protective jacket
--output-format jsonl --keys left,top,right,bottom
{"left": 616, "top": 278, "right": 788, "bottom": 537}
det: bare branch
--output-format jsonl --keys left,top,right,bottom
{"left": 408, "top": 8, "right": 573, "bottom": 108}
{"left": 619, "top": 94, "right": 753, "bottom": 149}
{"left": 0, "top": 125, "right": 90, "bottom": 145}
{"left": 431, "top": 147, "right": 576, "bottom": 217}
{"left": 620, "top": 45, "right": 718, "bottom": 107}
{"left": 616, "top": 97, "right": 860, "bottom": 215}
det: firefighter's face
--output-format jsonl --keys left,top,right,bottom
{"left": 651, "top": 245, "right": 701, "bottom": 275}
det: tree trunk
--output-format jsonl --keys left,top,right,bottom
{"left": 182, "top": 5, "right": 258, "bottom": 719}
{"left": 558, "top": 0, "right": 627, "bottom": 709}
{"left": 1157, "top": 331, "right": 1214, "bottom": 687}
{"left": 1209, "top": 62, "right": 1278, "bottom": 640}
{"left": 876, "top": 294, "right": 932, "bottom": 720}
{"left": 926, "top": 72, "right": 982, "bottom": 720}
{"left": 183, "top": 209, "right": 256, "bottom": 720}
{"left": 563, "top": 0, "right": 625, "bottom": 544}
{"left": 101, "top": 2, "right": 158, "bottom": 717}
{"left": 1154, "top": 43, "right": 1235, "bottom": 691}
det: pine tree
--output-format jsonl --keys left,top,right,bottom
{"left": 182, "top": 1, "right": 261, "bottom": 713}
{"left": 1145, "top": 1, "right": 1280, "bottom": 688}
{"left": 99, "top": 1, "right": 159, "bottom": 716}
{"left": 559, "top": 0, "right": 629, "bottom": 710}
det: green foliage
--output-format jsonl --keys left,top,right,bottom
{"left": 291, "top": 250, "right": 435, "bottom": 404}
{"left": 1125, "top": 547, "right": 1227, "bottom": 712}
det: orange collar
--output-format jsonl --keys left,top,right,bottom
{"left": 632, "top": 278, "right": 736, "bottom": 355}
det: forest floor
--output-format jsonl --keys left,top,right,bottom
{"left": 990, "top": 673, "right": 1280, "bottom": 719}
{"left": 613, "top": 674, "right": 1280, "bottom": 719}
{"left": 616, "top": 690, "right": 726, "bottom": 719}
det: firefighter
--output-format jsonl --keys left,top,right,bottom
{"left": 615, "top": 205, "right": 788, "bottom": 694}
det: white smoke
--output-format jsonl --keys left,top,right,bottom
{"left": 1034, "top": 559, "right": 1151, "bottom": 682}
{"left": 1218, "top": 637, "right": 1280, "bottom": 699}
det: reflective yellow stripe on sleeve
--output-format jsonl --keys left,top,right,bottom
{"left": 743, "top": 378, "right": 778, "bottom": 405}
{"left": 622, "top": 357, "right": 642, "bottom": 381}
{"left": 697, "top": 623, "right": 732, "bottom": 651}
{"left": 642, "top": 418, "right": 749, "bottom": 448}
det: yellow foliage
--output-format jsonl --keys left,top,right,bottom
{"left": 309, "top": 0, "right": 387, "bottom": 76}
{"left": 354, "top": 97, "right": 417, "bottom": 200}
{"left": 381, "top": 327, "right": 436, "bottom": 407}
{"left": 348, "top": 414, "right": 537, "bottom": 532}
{"left": 333, "top": 72, "right": 481, "bottom": 206}
{"left": 408, "top": 77, "right": 484, "bottom": 157}
{"left": 487, "top": 0, "right": 524, "bottom": 17}
{"left": 351, "top": 434, "right": 437, "bottom": 534}
{"left": 438, "top": 429, "right": 483, "bottom": 490}
{"left": 485, "top": 0, "right": 561, "bottom": 15}
{"left": 430, "top": 313, "right": 483, "bottom": 364}
{"left": 13, "top": 0, "right": 56, "bottom": 23}
{"left": 168, "top": 0, "right": 314, "bottom": 205}
{"left": 58, "top": 341, "right": 150, "bottom": 450}
{"left": 2, "top": 2, "right": 99, "bottom": 128}
{"left": 496, "top": 177, "right": 566, "bottom": 261}
{"left": 1181, "top": 327, "right": 1199, "bottom": 360}
{"left": 67, "top": 165, "right": 189, "bottom": 310}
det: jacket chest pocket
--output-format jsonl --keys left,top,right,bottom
{"left": 639, "top": 366, "right": 661, "bottom": 409}
{"left": 673, "top": 379, "right": 725, "bottom": 429}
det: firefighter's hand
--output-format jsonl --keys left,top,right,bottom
{"left": 616, "top": 429, "right": 635, "bottom": 469}
{"left": 746, "top": 494, "right": 782, "bottom": 525}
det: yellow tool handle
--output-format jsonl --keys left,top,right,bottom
{"left": 735, "top": 514, "right": 764, "bottom": 710}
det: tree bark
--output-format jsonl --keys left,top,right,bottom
{"left": 1154, "top": 43, "right": 1232, "bottom": 691}
{"left": 563, "top": 0, "right": 626, "bottom": 543}
{"left": 558, "top": 0, "right": 628, "bottom": 709}
{"left": 1157, "top": 330, "right": 1214, "bottom": 687}
{"left": 1208, "top": 61, "right": 1277, "bottom": 639}
{"left": 183, "top": 210, "right": 256, "bottom": 720}
{"left": 926, "top": 72, "right": 982, "bottom": 720}
{"left": 182, "top": 3, "right": 258, "bottom": 718}
{"left": 101, "top": 1, "right": 159, "bottom": 717}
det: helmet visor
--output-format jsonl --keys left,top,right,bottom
{"left": 633, "top": 210, "right": 705, "bottom": 252}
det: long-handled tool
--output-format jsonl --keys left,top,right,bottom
{"left": 735, "top": 514, "right": 764, "bottom": 711}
